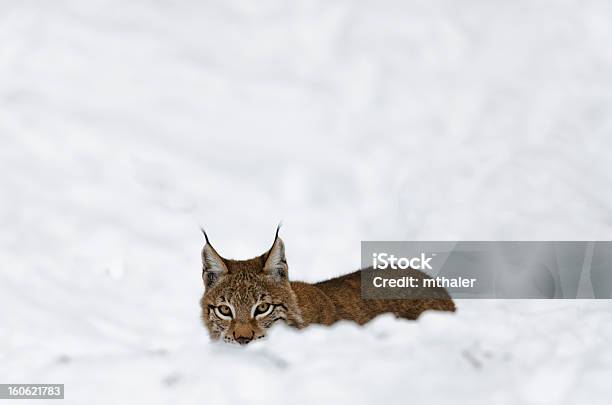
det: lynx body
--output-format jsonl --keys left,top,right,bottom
{"left": 200, "top": 231, "right": 455, "bottom": 344}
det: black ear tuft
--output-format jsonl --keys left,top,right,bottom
{"left": 275, "top": 222, "right": 282, "bottom": 240}
{"left": 200, "top": 227, "right": 210, "bottom": 244}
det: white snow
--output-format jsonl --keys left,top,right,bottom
{"left": 1, "top": 0, "right": 612, "bottom": 404}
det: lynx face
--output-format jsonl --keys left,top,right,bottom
{"left": 200, "top": 232, "right": 304, "bottom": 344}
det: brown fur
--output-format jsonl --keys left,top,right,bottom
{"left": 295, "top": 269, "right": 455, "bottom": 325}
{"left": 200, "top": 233, "right": 455, "bottom": 344}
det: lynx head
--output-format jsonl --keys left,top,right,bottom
{"left": 199, "top": 227, "right": 303, "bottom": 344}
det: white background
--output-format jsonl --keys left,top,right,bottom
{"left": 1, "top": 0, "right": 611, "bottom": 404}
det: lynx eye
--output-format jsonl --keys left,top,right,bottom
{"left": 252, "top": 302, "right": 273, "bottom": 318}
{"left": 214, "top": 304, "right": 233, "bottom": 320}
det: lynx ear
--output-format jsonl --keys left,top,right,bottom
{"left": 201, "top": 230, "right": 228, "bottom": 289}
{"left": 263, "top": 231, "right": 288, "bottom": 282}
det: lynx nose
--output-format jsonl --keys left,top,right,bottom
{"left": 234, "top": 335, "right": 252, "bottom": 345}
{"left": 233, "top": 331, "right": 254, "bottom": 345}
{"left": 233, "top": 323, "right": 254, "bottom": 345}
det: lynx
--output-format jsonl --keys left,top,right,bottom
{"left": 200, "top": 229, "right": 455, "bottom": 344}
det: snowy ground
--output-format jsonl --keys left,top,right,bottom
{"left": 1, "top": 0, "right": 612, "bottom": 404}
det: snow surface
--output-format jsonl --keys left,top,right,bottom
{"left": 1, "top": 0, "right": 612, "bottom": 404}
